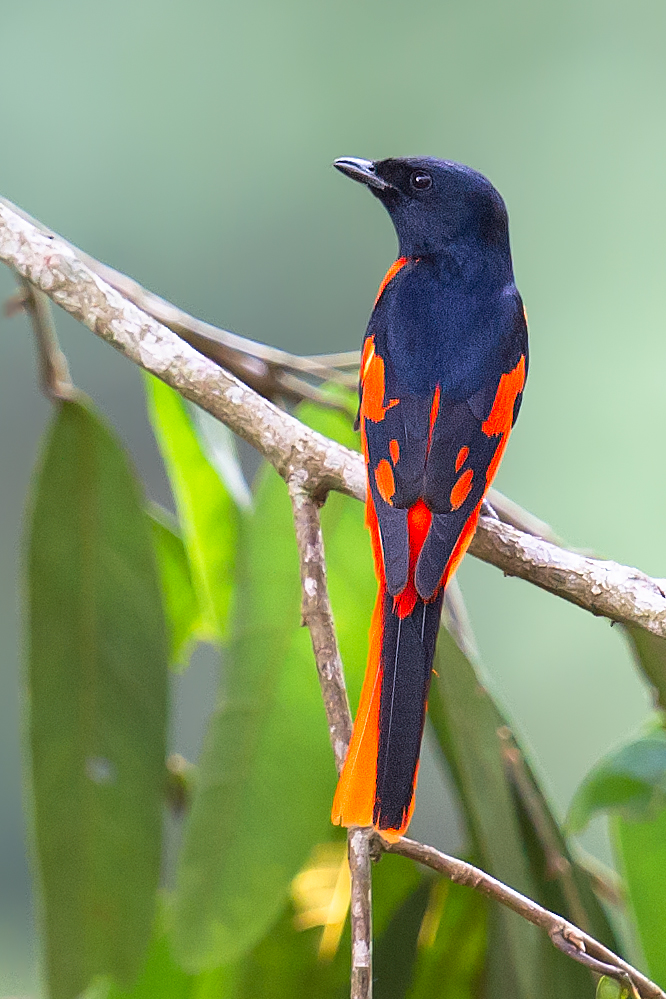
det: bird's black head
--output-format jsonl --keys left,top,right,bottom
{"left": 334, "top": 156, "right": 510, "bottom": 263}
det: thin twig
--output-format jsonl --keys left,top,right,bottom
{"left": 288, "top": 480, "right": 371, "bottom": 997}
{"left": 2, "top": 199, "right": 666, "bottom": 641}
{"left": 382, "top": 837, "right": 664, "bottom": 999}
{"left": 9, "top": 279, "right": 75, "bottom": 401}
{"left": 288, "top": 478, "right": 353, "bottom": 770}
{"left": 348, "top": 828, "right": 373, "bottom": 999}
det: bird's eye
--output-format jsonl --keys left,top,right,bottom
{"left": 410, "top": 171, "right": 432, "bottom": 191}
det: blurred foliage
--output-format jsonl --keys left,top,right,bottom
{"left": 568, "top": 730, "right": 666, "bottom": 831}
{"left": 26, "top": 399, "right": 168, "bottom": 998}
{"left": 145, "top": 376, "right": 238, "bottom": 646}
{"left": 596, "top": 978, "right": 631, "bottom": 999}
{"left": 21, "top": 385, "right": 664, "bottom": 999}
{"left": 566, "top": 708, "right": 666, "bottom": 987}
{"left": 624, "top": 627, "right": 666, "bottom": 714}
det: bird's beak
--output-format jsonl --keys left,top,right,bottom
{"left": 333, "top": 157, "right": 393, "bottom": 191}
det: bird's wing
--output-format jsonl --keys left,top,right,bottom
{"left": 360, "top": 288, "right": 527, "bottom": 604}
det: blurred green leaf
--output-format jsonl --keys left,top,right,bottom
{"left": 232, "top": 892, "right": 348, "bottom": 999}
{"left": 624, "top": 626, "right": 666, "bottom": 713}
{"left": 428, "top": 629, "right": 541, "bottom": 999}
{"left": 612, "top": 808, "right": 666, "bottom": 987}
{"left": 145, "top": 376, "right": 238, "bottom": 644}
{"left": 26, "top": 399, "right": 168, "bottom": 999}
{"left": 373, "top": 880, "right": 430, "bottom": 999}
{"left": 172, "top": 462, "right": 324, "bottom": 969}
{"left": 407, "top": 879, "right": 487, "bottom": 999}
{"left": 192, "top": 407, "right": 252, "bottom": 511}
{"left": 172, "top": 399, "right": 369, "bottom": 971}
{"left": 371, "top": 853, "right": 422, "bottom": 938}
{"left": 234, "top": 850, "right": 421, "bottom": 999}
{"left": 567, "top": 733, "right": 666, "bottom": 832}
{"left": 101, "top": 902, "right": 236, "bottom": 999}
{"left": 596, "top": 976, "right": 631, "bottom": 999}
{"left": 147, "top": 503, "right": 202, "bottom": 670}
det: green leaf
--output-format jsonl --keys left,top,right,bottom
{"left": 192, "top": 407, "right": 252, "bottom": 511}
{"left": 624, "top": 625, "right": 666, "bottom": 713}
{"left": 101, "top": 901, "right": 237, "bottom": 999}
{"left": 172, "top": 399, "right": 370, "bottom": 970}
{"left": 428, "top": 630, "right": 542, "bottom": 999}
{"left": 26, "top": 399, "right": 168, "bottom": 999}
{"left": 373, "top": 880, "right": 431, "bottom": 999}
{"left": 145, "top": 376, "right": 238, "bottom": 643}
{"left": 232, "top": 892, "right": 348, "bottom": 999}
{"left": 147, "top": 504, "right": 202, "bottom": 670}
{"left": 233, "top": 850, "right": 421, "bottom": 999}
{"left": 567, "top": 733, "right": 666, "bottom": 832}
{"left": 596, "top": 976, "right": 631, "bottom": 999}
{"left": 407, "top": 879, "right": 487, "bottom": 999}
{"left": 171, "top": 462, "right": 312, "bottom": 969}
{"left": 613, "top": 807, "right": 666, "bottom": 987}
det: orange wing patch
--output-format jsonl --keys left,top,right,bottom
{"left": 360, "top": 338, "right": 399, "bottom": 425}
{"left": 450, "top": 468, "right": 473, "bottom": 510}
{"left": 389, "top": 439, "right": 400, "bottom": 465}
{"left": 455, "top": 446, "right": 469, "bottom": 472}
{"left": 482, "top": 355, "right": 526, "bottom": 437}
{"left": 374, "top": 460, "right": 396, "bottom": 504}
{"left": 482, "top": 354, "right": 526, "bottom": 485}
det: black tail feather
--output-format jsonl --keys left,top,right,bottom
{"left": 374, "top": 592, "right": 444, "bottom": 832}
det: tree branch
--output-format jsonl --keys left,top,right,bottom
{"left": 2, "top": 197, "right": 666, "bottom": 640}
{"left": 382, "top": 837, "right": 663, "bottom": 999}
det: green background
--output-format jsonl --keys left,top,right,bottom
{"left": 1, "top": 0, "right": 664, "bottom": 991}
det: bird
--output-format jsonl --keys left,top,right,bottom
{"left": 330, "top": 156, "right": 528, "bottom": 841}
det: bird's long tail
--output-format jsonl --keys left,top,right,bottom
{"left": 331, "top": 582, "right": 443, "bottom": 840}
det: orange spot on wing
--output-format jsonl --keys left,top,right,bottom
{"left": 374, "top": 460, "right": 395, "bottom": 504}
{"left": 374, "top": 256, "right": 409, "bottom": 306}
{"left": 332, "top": 591, "right": 384, "bottom": 829}
{"left": 450, "top": 468, "right": 473, "bottom": 510}
{"left": 389, "top": 439, "right": 400, "bottom": 465}
{"left": 455, "top": 446, "right": 469, "bottom": 472}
